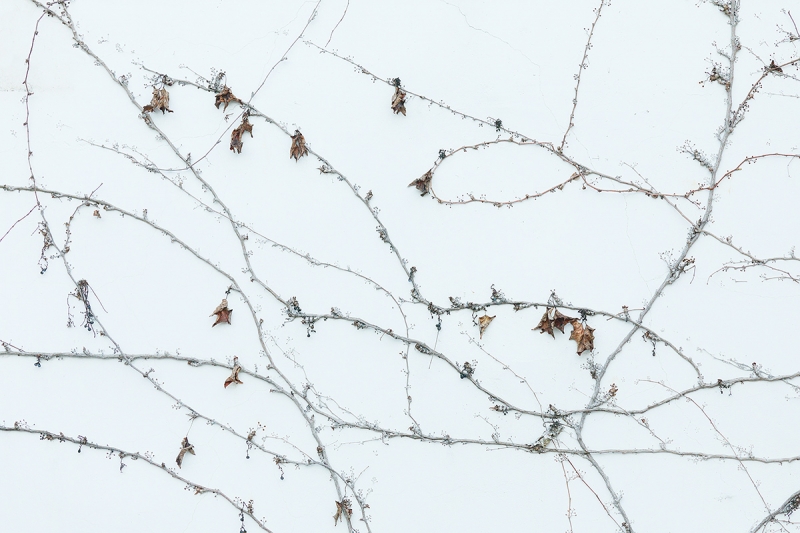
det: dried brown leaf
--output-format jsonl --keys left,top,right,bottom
{"left": 214, "top": 86, "right": 241, "bottom": 111}
{"left": 569, "top": 320, "right": 595, "bottom": 355}
{"left": 333, "top": 499, "right": 353, "bottom": 526}
{"left": 533, "top": 307, "right": 574, "bottom": 338}
{"left": 143, "top": 87, "right": 173, "bottom": 114}
{"left": 333, "top": 503, "right": 342, "bottom": 526}
{"left": 408, "top": 170, "right": 432, "bottom": 196}
{"left": 478, "top": 314, "right": 495, "bottom": 339}
{"left": 532, "top": 435, "right": 552, "bottom": 452}
{"left": 224, "top": 357, "right": 244, "bottom": 388}
{"left": 391, "top": 86, "right": 407, "bottom": 115}
{"left": 230, "top": 115, "right": 253, "bottom": 154}
{"left": 290, "top": 130, "right": 308, "bottom": 161}
{"left": 768, "top": 59, "right": 783, "bottom": 73}
{"left": 210, "top": 298, "right": 233, "bottom": 327}
{"left": 176, "top": 436, "right": 195, "bottom": 468}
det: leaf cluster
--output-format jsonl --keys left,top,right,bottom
{"left": 534, "top": 307, "right": 595, "bottom": 354}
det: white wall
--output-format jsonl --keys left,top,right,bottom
{"left": 1, "top": 1, "right": 799, "bottom": 531}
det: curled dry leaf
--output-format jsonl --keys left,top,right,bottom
{"left": 767, "top": 59, "right": 783, "bottom": 73}
{"left": 333, "top": 499, "right": 353, "bottom": 526}
{"left": 478, "top": 314, "right": 495, "bottom": 339}
{"left": 214, "top": 86, "right": 241, "bottom": 111}
{"left": 290, "top": 130, "right": 308, "bottom": 161}
{"left": 534, "top": 307, "right": 575, "bottom": 338}
{"left": 210, "top": 298, "right": 233, "bottom": 327}
{"left": 224, "top": 356, "right": 244, "bottom": 388}
{"left": 532, "top": 435, "right": 551, "bottom": 452}
{"left": 569, "top": 320, "right": 595, "bottom": 355}
{"left": 230, "top": 115, "right": 253, "bottom": 154}
{"left": 143, "top": 87, "right": 173, "bottom": 114}
{"left": 391, "top": 86, "right": 407, "bottom": 115}
{"left": 408, "top": 170, "right": 432, "bottom": 196}
{"left": 176, "top": 436, "right": 195, "bottom": 468}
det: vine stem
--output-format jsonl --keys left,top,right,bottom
{"left": 559, "top": 0, "right": 606, "bottom": 152}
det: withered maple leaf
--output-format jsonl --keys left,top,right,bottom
{"left": 214, "top": 86, "right": 241, "bottom": 111}
{"left": 210, "top": 298, "right": 233, "bottom": 327}
{"left": 224, "top": 357, "right": 244, "bottom": 388}
{"left": 230, "top": 115, "right": 253, "bottom": 154}
{"left": 290, "top": 130, "right": 308, "bottom": 161}
{"left": 478, "top": 314, "right": 495, "bottom": 339}
{"left": 391, "top": 86, "right": 407, "bottom": 115}
{"left": 534, "top": 307, "right": 575, "bottom": 338}
{"left": 333, "top": 499, "right": 352, "bottom": 526}
{"left": 569, "top": 320, "right": 595, "bottom": 355}
{"left": 143, "top": 87, "right": 173, "bottom": 114}
{"left": 333, "top": 502, "right": 342, "bottom": 526}
{"left": 176, "top": 436, "right": 195, "bottom": 468}
{"left": 408, "top": 170, "right": 432, "bottom": 196}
